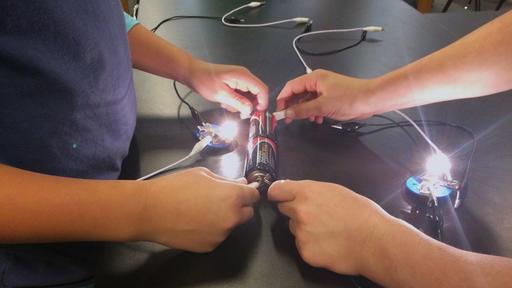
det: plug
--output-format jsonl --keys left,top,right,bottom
{"left": 293, "top": 17, "right": 310, "bottom": 24}
{"left": 363, "top": 26, "right": 384, "bottom": 32}
{"left": 248, "top": 1, "right": 265, "bottom": 8}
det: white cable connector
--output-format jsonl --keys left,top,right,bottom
{"left": 293, "top": 26, "right": 384, "bottom": 74}
{"left": 248, "top": 1, "right": 265, "bottom": 8}
{"left": 137, "top": 136, "right": 212, "bottom": 181}
{"left": 363, "top": 26, "right": 384, "bottom": 32}
{"left": 222, "top": 2, "right": 310, "bottom": 28}
{"left": 293, "top": 17, "right": 311, "bottom": 24}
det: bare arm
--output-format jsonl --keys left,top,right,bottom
{"left": 0, "top": 164, "right": 259, "bottom": 252}
{"left": 0, "top": 164, "right": 141, "bottom": 243}
{"left": 277, "top": 11, "right": 512, "bottom": 121}
{"left": 127, "top": 24, "right": 269, "bottom": 114}
{"left": 370, "top": 10, "right": 512, "bottom": 114}
{"left": 365, "top": 217, "right": 512, "bottom": 288}
{"left": 268, "top": 180, "right": 512, "bottom": 288}
{"left": 127, "top": 24, "right": 196, "bottom": 84}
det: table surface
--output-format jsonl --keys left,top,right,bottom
{"left": 97, "top": 2, "right": 512, "bottom": 287}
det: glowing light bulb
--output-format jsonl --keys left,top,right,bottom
{"left": 217, "top": 120, "right": 239, "bottom": 141}
{"left": 425, "top": 152, "right": 452, "bottom": 180}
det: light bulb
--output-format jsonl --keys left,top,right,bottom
{"left": 425, "top": 152, "right": 452, "bottom": 180}
{"left": 217, "top": 120, "right": 239, "bottom": 141}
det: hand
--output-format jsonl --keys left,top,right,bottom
{"left": 187, "top": 60, "right": 269, "bottom": 118}
{"left": 268, "top": 180, "right": 391, "bottom": 275}
{"left": 138, "top": 167, "right": 260, "bottom": 252}
{"left": 276, "top": 69, "right": 378, "bottom": 124}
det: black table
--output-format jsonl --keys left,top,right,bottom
{"left": 97, "top": 2, "right": 512, "bottom": 287}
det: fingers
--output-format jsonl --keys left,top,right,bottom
{"left": 277, "top": 202, "right": 295, "bottom": 218}
{"left": 239, "top": 185, "right": 260, "bottom": 206}
{"left": 289, "top": 219, "right": 297, "bottom": 235}
{"left": 224, "top": 69, "right": 269, "bottom": 111}
{"left": 268, "top": 180, "right": 298, "bottom": 202}
{"left": 276, "top": 73, "right": 316, "bottom": 107}
{"left": 239, "top": 207, "right": 255, "bottom": 224}
{"left": 214, "top": 87, "right": 253, "bottom": 117}
{"left": 285, "top": 98, "right": 325, "bottom": 120}
{"left": 221, "top": 103, "right": 238, "bottom": 113}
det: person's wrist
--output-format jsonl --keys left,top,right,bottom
{"left": 353, "top": 78, "right": 386, "bottom": 117}
{"left": 356, "top": 211, "right": 397, "bottom": 277}
{"left": 123, "top": 180, "right": 155, "bottom": 242}
{"left": 182, "top": 57, "right": 207, "bottom": 89}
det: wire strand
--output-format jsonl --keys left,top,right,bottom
{"left": 221, "top": 3, "right": 307, "bottom": 28}
{"left": 293, "top": 28, "right": 369, "bottom": 73}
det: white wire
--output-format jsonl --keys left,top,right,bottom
{"left": 137, "top": 153, "right": 200, "bottom": 181}
{"left": 293, "top": 28, "right": 368, "bottom": 74}
{"left": 292, "top": 27, "right": 444, "bottom": 155}
{"left": 137, "top": 136, "right": 212, "bottom": 181}
{"left": 393, "top": 110, "right": 442, "bottom": 154}
{"left": 221, "top": 3, "right": 308, "bottom": 28}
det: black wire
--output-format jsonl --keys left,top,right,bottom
{"left": 173, "top": 80, "right": 205, "bottom": 125}
{"left": 153, "top": 15, "right": 244, "bottom": 136}
{"left": 357, "top": 119, "right": 477, "bottom": 198}
{"left": 373, "top": 114, "right": 418, "bottom": 145}
{"left": 150, "top": 16, "right": 222, "bottom": 33}
{"left": 175, "top": 81, "right": 197, "bottom": 136}
{"left": 296, "top": 31, "right": 367, "bottom": 56}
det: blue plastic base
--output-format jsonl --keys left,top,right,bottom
{"left": 406, "top": 176, "right": 453, "bottom": 198}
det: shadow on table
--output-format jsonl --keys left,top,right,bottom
{"left": 97, "top": 209, "right": 263, "bottom": 288}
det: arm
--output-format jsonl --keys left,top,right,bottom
{"left": 370, "top": 10, "right": 512, "bottom": 114}
{"left": 277, "top": 11, "right": 512, "bottom": 121}
{"left": 0, "top": 164, "right": 258, "bottom": 252}
{"left": 0, "top": 164, "right": 141, "bottom": 243}
{"left": 366, "top": 216, "right": 512, "bottom": 288}
{"left": 127, "top": 23, "right": 268, "bottom": 115}
{"left": 268, "top": 180, "right": 512, "bottom": 288}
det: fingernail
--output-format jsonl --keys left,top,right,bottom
{"left": 273, "top": 111, "right": 286, "bottom": 121}
{"left": 285, "top": 110, "right": 295, "bottom": 118}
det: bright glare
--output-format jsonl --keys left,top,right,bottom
{"left": 425, "top": 152, "right": 452, "bottom": 180}
{"left": 217, "top": 120, "right": 239, "bottom": 141}
{"left": 219, "top": 152, "right": 242, "bottom": 179}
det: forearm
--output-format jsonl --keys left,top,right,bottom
{"left": 127, "top": 24, "right": 201, "bottom": 85}
{"left": 367, "top": 11, "right": 512, "bottom": 114}
{"left": 363, "top": 217, "right": 512, "bottom": 288}
{"left": 0, "top": 164, "right": 144, "bottom": 243}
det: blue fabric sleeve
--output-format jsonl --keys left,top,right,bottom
{"left": 124, "top": 12, "right": 139, "bottom": 32}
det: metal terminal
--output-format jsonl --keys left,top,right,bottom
{"left": 197, "top": 123, "right": 224, "bottom": 145}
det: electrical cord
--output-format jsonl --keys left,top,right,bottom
{"left": 137, "top": 136, "right": 213, "bottom": 180}
{"left": 334, "top": 117, "right": 477, "bottom": 207}
{"left": 221, "top": 2, "right": 310, "bottom": 28}
{"left": 290, "top": 25, "right": 450, "bottom": 162}
{"left": 293, "top": 26, "right": 384, "bottom": 73}
{"left": 151, "top": 16, "right": 222, "bottom": 32}
{"left": 296, "top": 31, "right": 368, "bottom": 56}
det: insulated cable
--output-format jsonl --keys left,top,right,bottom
{"left": 221, "top": 2, "right": 310, "bottom": 28}
{"left": 137, "top": 136, "right": 213, "bottom": 180}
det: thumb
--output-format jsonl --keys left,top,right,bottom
{"left": 285, "top": 98, "right": 325, "bottom": 119}
{"left": 268, "top": 180, "right": 298, "bottom": 202}
{"left": 215, "top": 86, "right": 253, "bottom": 117}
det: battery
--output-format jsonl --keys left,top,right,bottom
{"left": 244, "top": 111, "right": 278, "bottom": 192}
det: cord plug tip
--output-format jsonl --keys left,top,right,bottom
{"left": 294, "top": 17, "right": 310, "bottom": 24}
{"left": 363, "top": 26, "right": 384, "bottom": 32}
{"left": 249, "top": 1, "right": 265, "bottom": 7}
{"left": 306, "top": 67, "right": 313, "bottom": 74}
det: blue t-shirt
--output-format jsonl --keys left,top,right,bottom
{"left": 0, "top": 1, "right": 136, "bottom": 286}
